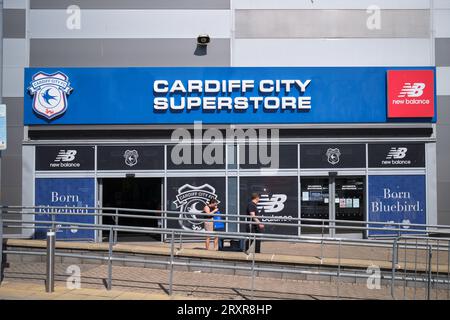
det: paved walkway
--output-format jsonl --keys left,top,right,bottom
{"left": 1, "top": 262, "right": 449, "bottom": 300}
{"left": 0, "top": 281, "right": 193, "bottom": 300}
{"left": 133, "top": 239, "right": 450, "bottom": 268}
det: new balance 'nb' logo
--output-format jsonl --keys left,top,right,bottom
{"left": 55, "top": 150, "right": 77, "bottom": 162}
{"left": 386, "top": 147, "right": 407, "bottom": 160}
{"left": 398, "top": 83, "right": 425, "bottom": 98}
{"left": 257, "top": 194, "right": 287, "bottom": 213}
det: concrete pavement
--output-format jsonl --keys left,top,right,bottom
{"left": 0, "top": 280, "right": 194, "bottom": 300}
{"left": 1, "top": 262, "right": 449, "bottom": 300}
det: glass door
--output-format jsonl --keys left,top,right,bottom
{"left": 300, "top": 176, "right": 365, "bottom": 237}
{"left": 334, "top": 177, "right": 365, "bottom": 237}
{"left": 300, "top": 177, "right": 330, "bottom": 235}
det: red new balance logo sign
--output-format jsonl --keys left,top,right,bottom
{"left": 398, "top": 83, "right": 426, "bottom": 98}
{"left": 387, "top": 70, "right": 434, "bottom": 118}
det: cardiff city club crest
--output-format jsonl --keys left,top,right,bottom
{"left": 28, "top": 72, "right": 73, "bottom": 120}
{"left": 124, "top": 150, "right": 139, "bottom": 167}
{"left": 326, "top": 148, "right": 341, "bottom": 165}
{"left": 174, "top": 184, "right": 219, "bottom": 231}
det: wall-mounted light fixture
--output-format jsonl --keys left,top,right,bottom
{"left": 197, "top": 34, "right": 210, "bottom": 46}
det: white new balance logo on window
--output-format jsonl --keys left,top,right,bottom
{"left": 257, "top": 194, "right": 287, "bottom": 213}
{"left": 398, "top": 83, "right": 425, "bottom": 98}
{"left": 55, "top": 150, "right": 77, "bottom": 162}
{"left": 386, "top": 147, "right": 407, "bottom": 160}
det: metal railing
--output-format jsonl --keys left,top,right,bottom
{"left": 3, "top": 205, "right": 449, "bottom": 240}
{"left": 1, "top": 205, "right": 450, "bottom": 299}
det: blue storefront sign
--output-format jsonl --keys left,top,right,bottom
{"left": 368, "top": 175, "right": 426, "bottom": 236}
{"left": 24, "top": 67, "right": 436, "bottom": 125}
{"left": 34, "top": 178, "right": 95, "bottom": 240}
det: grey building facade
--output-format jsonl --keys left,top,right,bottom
{"left": 1, "top": 0, "right": 449, "bottom": 231}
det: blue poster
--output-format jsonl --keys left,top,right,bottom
{"left": 34, "top": 178, "right": 95, "bottom": 240}
{"left": 0, "top": 104, "right": 6, "bottom": 150}
{"left": 368, "top": 175, "right": 426, "bottom": 236}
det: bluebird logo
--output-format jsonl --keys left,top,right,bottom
{"left": 326, "top": 148, "right": 341, "bottom": 165}
{"left": 124, "top": 150, "right": 139, "bottom": 167}
{"left": 28, "top": 72, "right": 73, "bottom": 120}
{"left": 174, "top": 184, "right": 219, "bottom": 231}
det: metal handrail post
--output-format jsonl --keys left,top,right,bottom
{"left": 391, "top": 238, "right": 398, "bottom": 299}
{"left": 337, "top": 239, "right": 341, "bottom": 299}
{"left": 413, "top": 238, "right": 418, "bottom": 300}
{"left": 45, "top": 228, "right": 56, "bottom": 293}
{"left": 395, "top": 238, "right": 399, "bottom": 265}
{"left": 114, "top": 209, "right": 119, "bottom": 244}
{"left": 436, "top": 240, "right": 440, "bottom": 300}
{"left": 251, "top": 234, "right": 256, "bottom": 300}
{"left": 107, "top": 227, "right": 113, "bottom": 290}
{"left": 163, "top": 210, "right": 167, "bottom": 242}
{"left": 320, "top": 233, "right": 324, "bottom": 263}
{"left": 427, "top": 244, "right": 432, "bottom": 300}
{"left": 321, "top": 220, "right": 324, "bottom": 238}
{"left": 403, "top": 239, "right": 407, "bottom": 300}
{"left": 97, "top": 208, "right": 102, "bottom": 243}
{"left": 169, "top": 230, "right": 175, "bottom": 296}
{"left": 51, "top": 212, "right": 55, "bottom": 232}
{"left": 447, "top": 239, "right": 450, "bottom": 300}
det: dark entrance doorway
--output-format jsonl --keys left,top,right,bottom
{"left": 101, "top": 178, "right": 162, "bottom": 241}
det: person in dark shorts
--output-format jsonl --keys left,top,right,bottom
{"left": 245, "top": 193, "right": 264, "bottom": 254}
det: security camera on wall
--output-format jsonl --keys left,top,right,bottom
{"left": 197, "top": 34, "right": 210, "bottom": 46}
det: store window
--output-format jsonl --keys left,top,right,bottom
{"left": 368, "top": 175, "right": 426, "bottom": 236}
{"left": 300, "top": 178, "right": 329, "bottom": 234}
{"left": 36, "top": 146, "right": 95, "bottom": 171}
{"left": 300, "top": 144, "right": 366, "bottom": 169}
{"left": 227, "top": 177, "right": 238, "bottom": 232}
{"left": 368, "top": 143, "right": 425, "bottom": 168}
{"left": 167, "top": 145, "right": 225, "bottom": 170}
{"left": 239, "top": 176, "right": 298, "bottom": 235}
{"left": 34, "top": 178, "right": 95, "bottom": 240}
{"left": 227, "top": 144, "right": 238, "bottom": 170}
{"left": 97, "top": 145, "right": 164, "bottom": 170}
{"left": 335, "top": 177, "right": 365, "bottom": 235}
{"left": 239, "top": 144, "right": 298, "bottom": 169}
{"left": 166, "top": 177, "right": 226, "bottom": 232}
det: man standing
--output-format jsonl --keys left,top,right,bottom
{"left": 245, "top": 193, "right": 264, "bottom": 254}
